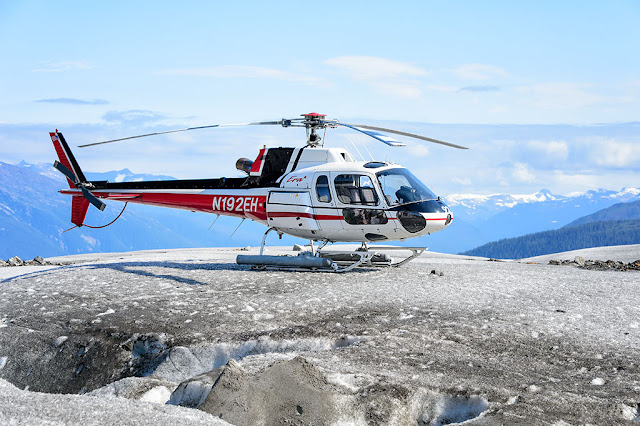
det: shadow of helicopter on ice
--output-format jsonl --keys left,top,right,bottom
{"left": 1, "top": 260, "right": 377, "bottom": 286}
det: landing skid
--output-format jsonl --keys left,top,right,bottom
{"left": 320, "top": 246, "right": 427, "bottom": 268}
{"left": 236, "top": 229, "right": 427, "bottom": 272}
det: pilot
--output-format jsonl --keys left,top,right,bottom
{"left": 395, "top": 185, "right": 416, "bottom": 204}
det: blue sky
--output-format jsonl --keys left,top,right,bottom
{"left": 1, "top": 1, "right": 638, "bottom": 196}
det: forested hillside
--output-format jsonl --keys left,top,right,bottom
{"left": 461, "top": 219, "right": 640, "bottom": 259}
{"left": 564, "top": 200, "right": 640, "bottom": 228}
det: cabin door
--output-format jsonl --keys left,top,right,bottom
{"left": 266, "top": 190, "right": 320, "bottom": 232}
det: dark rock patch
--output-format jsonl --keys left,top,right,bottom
{"left": 548, "top": 258, "right": 640, "bottom": 271}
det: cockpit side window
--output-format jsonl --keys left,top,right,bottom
{"left": 334, "top": 174, "right": 379, "bottom": 205}
{"left": 316, "top": 175, "right": 332, "bottom": 203}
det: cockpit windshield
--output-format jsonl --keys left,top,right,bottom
{"left": 376, "top": 168, "right": 437, "bottom": 206}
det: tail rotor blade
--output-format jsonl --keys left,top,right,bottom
{"left": 55, "top": 156, "right": 105, "bottom": 211}
{"left": 81, "top": 187, "right": 106, "bottom": 211}
{"left": 53, "top": 160, "right": 79, "bottom": 184}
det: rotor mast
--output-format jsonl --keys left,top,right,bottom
{"left": 283, "top": 112, "right": 336, "bottom": 147}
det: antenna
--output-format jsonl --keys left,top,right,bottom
{"left": 230, "top": 218, "right": 245, "bottom": 238}
{"left": 362, "top": 142, "right": 374, "bottom": 161}
{"left": 208, "top": 214, "right": 220, "bottom": 230}
{"left": 350, "top": 141, "right": 366, "bottom": 161}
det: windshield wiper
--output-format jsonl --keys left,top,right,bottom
{"left": 389, "top": 197, "right": 439, "bottom": 208}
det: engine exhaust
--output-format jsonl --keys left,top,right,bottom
{"left": 235, "top": 158, "right": 254, "bottom": 175}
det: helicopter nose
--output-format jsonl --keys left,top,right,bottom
{"left": 442, "top": 202, "right": 453, "bottom": 226}
{"left": 397, "top": 211, "right": 426, "bottom": 233}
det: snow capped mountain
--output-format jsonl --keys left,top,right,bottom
{"left": 1, "top": 161, "right": 638, "bottom": 258}
{"left": 85, "top": 168, "right": 175, "bottom": 183}
{"left": 16, "top": 161, "right": 66, "bottom": 182}
{"left": 444, "top": 189, "right": 562, "bottom": 222}
{"left": 421, "top": 187, "right": 640, "bottom": 253}
{"left": 0, "top": 161, "right": 295, "bottom": 260}
{"left": 444, "top": 187, "right": 640, "bottom": 224}
{"left": 14, "top": 162, "right": 176, "bottom": 184}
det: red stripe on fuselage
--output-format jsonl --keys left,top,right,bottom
{"left": 62, "top": 191, "right": 270, "bottom": 221}
{"left": 268, "top": 211, "right": 313, "bottom": 219}
{"left": 59, "top": 188, "right": 449, "bottom": 224}
{"left": 313, "top": 214, "right": 344, "bottom": 220}
{"left": 267, "top": 212, "right": 344, "bottom": 221}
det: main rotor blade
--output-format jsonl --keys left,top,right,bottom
{"left": 81, "top": 186, "right": 107, "bottom": 211}
{"left": 336, "top": 123, "right": 406, "bottom": 146}
{"left": 78, "top": 121, "right": 286, "bottom": 148}
{"left": 341, "top": 123, "right": 469, "bottom": 149}
{"left": 53, "top": 160, "right": 79, "bottom": 184}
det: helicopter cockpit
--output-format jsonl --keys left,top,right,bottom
{"left": 376, "top": 167, "right": 449, "bottom": 214}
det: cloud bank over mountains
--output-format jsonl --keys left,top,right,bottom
{"left": 2, "top": 120, "right": 637, "bottom": 198}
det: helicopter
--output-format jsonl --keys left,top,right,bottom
{"left": 51, "top": 113, "right": 468, "bottom": 272}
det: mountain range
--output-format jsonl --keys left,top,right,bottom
{"left": 425, "top": 188, "right": 640, "bottom": 253}
{"left": 1, "top": 161, "right": 638, "bottom": 259}
{"left": 0, "top": 161, "right": 297, "bottom": 260}
{"left": 461, "top": 200, "right": 640, "bottom": 259}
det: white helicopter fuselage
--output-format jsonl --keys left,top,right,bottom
{"left": 264, "top": 149, "right": 452, "bottom": 242}
{"left": 55, "top": 133, "right": 453, "bottom": 244}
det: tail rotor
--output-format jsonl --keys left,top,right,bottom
{"left": 51, "top": 131, "right": 106, "bottom": 227}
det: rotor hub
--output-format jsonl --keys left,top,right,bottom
{"left": 301, "top": 113, "right": 328, "bottom": 147}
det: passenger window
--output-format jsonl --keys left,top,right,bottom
{"left": 316, "top": 175, "right": 332, "bottom": 203}
{"left": 334, "top": 174, "right": 379, "bottom": 205}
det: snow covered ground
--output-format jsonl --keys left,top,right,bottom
{"left": 524, "top": 243, "right": 640, "bottom": 263}
{"left": 1, "top": 245, "right": 639, "bottom": 424}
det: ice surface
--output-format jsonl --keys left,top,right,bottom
{"left": 153, "top": 336, "right": 360, "bottom": 383}
{"left": 0, "top": 378, "right": 229, "bottom": 425}
{"left": 0, "top": 245, "right": 639, "bottom": 424}
{"left": 524, "top": 243, "right": 640, "bottom": 263}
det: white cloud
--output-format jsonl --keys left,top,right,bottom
{"left": 425, "top": 84, "right": 459, "bottom": 93}
{"left": 592, "top": 140, "right": 640, "bottom": 167}
{"left": 512, "top": 162, "right": 536, "bottom": 183}
{"left": 527, "top": 140, "right": 569, "bottom": 161}
{"left": 158, "top": 65, "right": 327, "bottom": 87}
{"left": 372, "top": 82, "right": 423, "bottom": 98}
{"left": 325, "top": 56, "right": 428, "bottom": 98}
{"left": 453, "top": 63, "right": 509, "bottom": 80}
{"left": 516, "top": 83, "right": 602, "bottom": 108}
{"left": 102, "top": 110, "right": 167, "bottom": 125}
{"left": 626, "top": 80, "right": 640, "bottom": 89}
{"left": 452, "top": 177, "right": 472, "bottom": 186}
{"left": 407, "top": 143, "right": 430, "bottom": 157}
{"left": 33, "top": 60, "right": 93, "bottom": 72}
{"left": 325, "top": 55, "right": 429, "bottom": 80}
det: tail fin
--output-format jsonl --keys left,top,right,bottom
{"left": 50, "top": 130, "right": 105, "bottom": 227}
{"left": 70, "top": 196, "right": 91, "bottom": 227}
{"left": 50, "top": 130, "right": 86, "bottom": 188}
